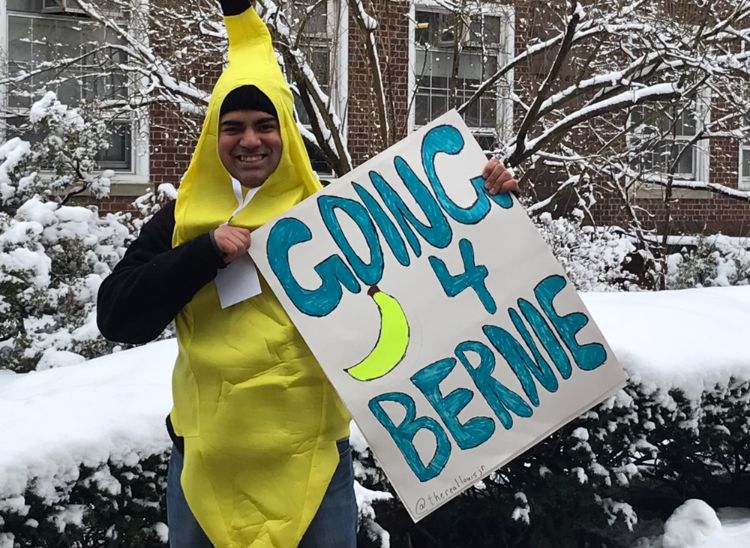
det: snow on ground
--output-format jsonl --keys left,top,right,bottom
{"left": 635, "top": 500, "right": 750, "bottom": 548}
{"left": 582, "top": 285, "right": 750, "bottom": 398}
{"left": 2, "top": 286, "right": 750, "bottom": 544}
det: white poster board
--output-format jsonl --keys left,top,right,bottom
{"left": 250, "top": 110, "right": 626, "bottom": 521}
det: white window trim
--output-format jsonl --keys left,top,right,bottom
{"left": 740, "top": 144, "right": 750, "bottom": 191}
{"left": 331, "top": 0, "right": 348, "bottom": 140}
{"left": 0, "top": 1, "right": 9, "bottom": 130}
{"left": 1, "top": 0, "right": 150, "bottom": 187}
{"left": 407, "top": 0, "right": 514, "bottom": 142}
{"left": 627, "top": 87, "right": 711, "bottom": 192}
{"left": 291, "top": 0, "right": 348, "bottom": 129}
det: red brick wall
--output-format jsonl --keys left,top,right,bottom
{"left": 347, "top": 0, "right": 411, "bottom": 167}
{"left": 90, "top": 196, "right": 137, "bottom": 215}
{"left": 148, "top": 103, "right": 205, "bottom": 188}
{"left": 591, "top": 136, "right": 750, "bottom": 235}
{"left": 147, "top": 0, "right": 222, "bottom": 189}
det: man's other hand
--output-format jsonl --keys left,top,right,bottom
{"left": 214, "top": 225, "right": 251, "bottom": 264}
{"left": 483, "top": 157, "right": 519, "bottom": 195}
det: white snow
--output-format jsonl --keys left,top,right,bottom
{"left": 1, "top": 287, "right": 749, "bottom": 545}
{"left": 581, "top": 286, "right": 750, "bottom": 398}
{"left": 0, "top": 340, "right": 174, "bottom": 501}
{"left": 35, "top": 350, "right": 86, "bottom": 371}
{"left": 637, "top": 500, "right": 750, "bottom": 548}
{"left": 663, "top": 499, "right": 722, "bottom": 548}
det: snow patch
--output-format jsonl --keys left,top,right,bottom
{"left": 663, "top": 499, "right": 722, "bottom": 548}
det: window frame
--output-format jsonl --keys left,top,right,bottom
{"left": 740, "top": 143, "right": 750, "bottom": 191}
{"left": 0, "top": 0, "right": 149, "bottom": 188}
{"left": 627, "top": 87, "right": 711, "bottom": 188}
{"left": 407, "top": 0, "right": 514, "bottom": 145}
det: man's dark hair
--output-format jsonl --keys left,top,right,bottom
{"left": 220, "top": 85, "right": 277, "bottom": 119}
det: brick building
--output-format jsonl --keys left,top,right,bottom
{"left": 2, "top": 0, "right": 749, "bottom": 234}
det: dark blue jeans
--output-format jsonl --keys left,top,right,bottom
{"left": 166, "top": 439, "right": 357, "bottom": 547}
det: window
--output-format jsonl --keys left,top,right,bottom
{"left": 2, "top": 0, "right": 148, "bottom": 180}
{"left": 628, "top": 92, "right": 710, "bottom": 183}
{"left": 287, "top": 0, "right": 347, "bottom": 178}
{"left": 741, "top": 144, "right": 750, "bottom": 190}
{"left": 410, "top": 2, "right": 513, "bottom": 150}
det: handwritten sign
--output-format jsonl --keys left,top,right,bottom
{"left": 250, "top": 110, "right": 626, "bottom": 521}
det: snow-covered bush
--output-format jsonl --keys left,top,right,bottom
{"left": 627, "top": 376, "right": 750, "bottom": 509}
{"left": 666, "top": 236, "right": 750, "bottom": 289}
{"left": 0, "top": 93, "right": 134, "bottom": 373}
{"left": 4, "top": 374, "right": 746, "bottom": 548}
{"left": 534, "top": 210, "right": 636, "bottom": 291}
{"left": 0, "top": 92, "right": 113, "bottom": 210}
{"left": 132, "top": 182, "right": 178, "bottom": 230}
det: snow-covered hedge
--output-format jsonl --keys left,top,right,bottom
{"left": 355, "top": 374, "right": 750, "bottom": 547}
{"left": 2, "top": 288, "right": 749, "bottom": 547}
{"left": 666, "top": 235, "right": 750, "bottom": 289}
{"left": 0, "top": 452, "right": 168, "bottom": 548}
{"left": 534, "top": 211, "right": 636, "bottom": 292}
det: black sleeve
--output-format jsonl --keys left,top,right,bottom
{"left": 96, "top": 201, "right": 225, "bottom": 344}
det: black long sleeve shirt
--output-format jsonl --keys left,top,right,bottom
{"left": 97, "top": 201, "right": 225, "bottom": 345}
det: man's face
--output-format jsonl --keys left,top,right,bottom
{"left": 218, "top": 109, "right": 282, "bottom": 187}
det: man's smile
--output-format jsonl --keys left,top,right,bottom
{"left": 235, "top": 153, "right": 268, "bottom": 164}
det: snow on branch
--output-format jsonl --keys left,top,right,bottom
{"left": 258, "top": 0, "right": 352, "bottom": 175}
{"left": 457, "top": 19, "right": 648, "bottom": 117}
{"left": 73, "top": 0, "right": 210, "bottom": 109}
{"left": 509, "top": 2, "right": 584, "bottom": 166}
{"left": 638, "top": 177, "right": 750, "bottom": 202}
{"left": 507, "top": 84, "right": 681, "bottom": 167}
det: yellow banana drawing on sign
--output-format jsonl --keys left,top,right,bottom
{"left": 346, "top": 286, "right": 410, "bottom": 382}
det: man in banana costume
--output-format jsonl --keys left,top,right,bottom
{"left": 99, "top": 0, "right": 354, "bottom": 545}
{"left": 98, "top": 0, "right": 518, "bottom": 546}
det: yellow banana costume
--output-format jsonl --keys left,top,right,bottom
{"left": 171, "top": 4, "right": 350, "bottom": 546}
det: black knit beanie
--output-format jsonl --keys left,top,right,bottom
{"left": 219, "top": 0, "right": 252, "bottom": 17}
{"left": 220, "top": 85, "right": 278, "bottom": 119}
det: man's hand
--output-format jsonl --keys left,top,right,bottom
{"left": 214, "top": 225, "right": 251, "bottom": 264}
{"left": 482, "top": 157, "right": 519, "bottom": 195}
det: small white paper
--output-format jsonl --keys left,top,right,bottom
{"left": 215, "top": 252, "right": 262, "bottom": 309}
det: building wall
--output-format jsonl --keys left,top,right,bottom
{"left": 592, "top": 135, "right": 750, "bottom": 234}
{"left": 510, "top": 0, "right": 750, "bottom": 236}
{"left": 147, "top": 0, "right": 221, "bottom": 190}
{"left": 104, "top": 0, "right": 749, "bottom": 235}
{"left": 346, "top": 0, "right": 411, "bottom": 167}
{"left": 149, "top": 103, "right": 203, "bottom": 189}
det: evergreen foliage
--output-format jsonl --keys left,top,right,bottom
{"left": 0, "top": 93, "right": 181, "bottom": 374}
{"left": 666, "top": 236, "right": 750, "bottom": 289}
{"left": 0, "top": 452, "right": 168, "bottom": 548}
